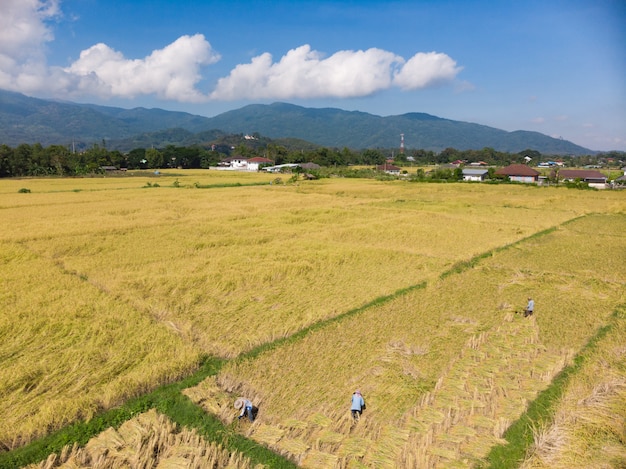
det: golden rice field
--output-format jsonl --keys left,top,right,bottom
{"left": 203, "top": 213, "right": 626, "bottom": 467}
{"left": 520, "top": 305, "right": 626, "bottom": 469}
{"left": 1, "top": 169, "right": 624, "bottom": 466}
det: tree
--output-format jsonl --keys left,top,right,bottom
{"left": 411, "top": 149, "right": 435, "bottom": 165}
{"left": 437, "top": 147, "right": 460, "bottom": 163}
{"left": 127, "top": 148, "right": 147, "bottom": 169}
{"left": 146, "top": 148, "right": 163, "bottom": 168}
{"left": 200, "top": 149, "right": 222, "bottom": 168}
{"left": 0, "top": 145, "right": 14, "bottom": 177}
{"left": 361, "top": 149, "right": 385, "bottom": 165}
{"left": 11, "top": 144, "right": 32, "bottom": 176}
{"left": 46, "top": 145, "right": 71, "bottom": 175}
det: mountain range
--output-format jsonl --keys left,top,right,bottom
{"left": 0, "top": 89, "right": 593, "bottom": 155}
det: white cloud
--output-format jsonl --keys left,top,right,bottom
{"left": 0, "top": 0, "right": 60, "bottom": 93}
{"left": 210, "top": 45, "right": 403, "bottom": 100}
{"left": 210, "top": 46, "right": 463, "bottom": 100}
{"left": 0, "top": 0, "right": 59, "bottom": 59}
{"left": 64, "top": 35, "right": 220, "bottom": 102}
{"left": 0, "top": 0, "right": 463, "bottom": 103}
{"left": 0, "top": 0, "right": 219, "bottom": 102}
{"left": 393, "top": 52, "right": 462, "bottom": 90}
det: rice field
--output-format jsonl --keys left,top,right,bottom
{"left": 208, "top": 214, "right": 626, "bottom": 467}
{"left": 1, "top": 170, "right": 624, "bottom": 466}
{"left": 520, "top": 305, "right": 626, "bottom": 469}
{"left": 25, "top": 409, "right": 263, "bottom": 469}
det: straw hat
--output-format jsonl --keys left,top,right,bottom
{"left": 234, "top": 398, "right": 246, "bottom": 410}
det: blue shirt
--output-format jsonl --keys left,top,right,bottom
{"left": 239, "top": 399, "right": 252, "bottom": 417}
{"left": 351, "top": 393, "right": 364, "bottom": 411}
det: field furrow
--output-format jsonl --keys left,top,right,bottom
{"left": 398, "top": 315, "right": 568, "bottom": 468}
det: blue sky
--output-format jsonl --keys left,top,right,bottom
{"left": 1, "top": 0, "right": 624, "bottom": 151}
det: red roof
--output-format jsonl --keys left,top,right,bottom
{"left": 247, "top": 157, "right": 273, "bottom": 163}
{"left": 495, "top": 164, "right": 540, "bottom": 177}
{"left": 556, "top": 169, "right": 606, "bottom": 181}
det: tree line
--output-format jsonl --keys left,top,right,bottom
{"left": 0, "top": 140, "right": 622, "bottom": 178}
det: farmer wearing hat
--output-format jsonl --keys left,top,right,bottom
{"left": 524, "top": 297, "right": 534, "bottom": 317}
{"left": 235, "top": 397, "right": 255, "bottom": 422}
{"left": 351, "top": 390, "right": 365, "bottom": 421}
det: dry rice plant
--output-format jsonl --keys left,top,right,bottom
{"left": 520, "top": 308, "right": 626, "bottom": 469}
{"left": 201, "top": 213, "right": 626, "bottom": 467}
{"left": 0, "top": 168, "right": 275, "bottom": 196}
{"left": 8, "top": 182, "right": 620, "bottom": 359}
{"left": 2, "top": 174, "right": 624, "bottom": 452}
{"left": 24, "top": 409, "right": 263, "bottom": 469}
{"left": 0, "top": 241, "right": 199, "bottom": 450}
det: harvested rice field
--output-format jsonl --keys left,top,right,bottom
{"left": 25, "top": 409, "right": 263, "bottom": 469}
{"left": 1, "top": 171, "right": 624, "bottom": 467}
{"left": 205, "top": 213, "right": 626, "bottom": 468}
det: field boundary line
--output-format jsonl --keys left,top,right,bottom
{"left": 479, "top": 302, "right": 626, "bottom": 469}
{"left": 440, "top": 214, "right": 598, "bottom": 280}
{"left": 1, "top": 180, "right": 272, "bottom": 196}
{"left": 238, "top": 216, "right": 585, "bottom": 364}
{"left": 237, "top": 281, "right": 429, "bottom": 363}
{"left": 0, "top": 356, "right": 299, "bottom": 468}
{"left": 0, "top": 214, "right": 590, "bottom": 468}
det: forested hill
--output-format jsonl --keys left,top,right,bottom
{"left": 206, "top": 103, "right": 591, "bottom": 155}
{"left": 0, "top": 89, "right": 592, "bottom": 155}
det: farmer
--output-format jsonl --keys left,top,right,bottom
{"left": 235, "top": 397, "right": 255, "bottom": 422}
{"left": 351, "top": 390, "right": 365, "bottom": 421}
{"left": 524, "top": 297, "right": 534, "bottom": 317}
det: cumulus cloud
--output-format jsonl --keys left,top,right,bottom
{"left": 64, "top": 35, "right": 220, "bottom": 102}
{"left": 0, "top": 0, "right": 219, "bottom": 101}
{"left": 0, "top": 0, "right": 60, "bottom": 93}
{"left": 0, "top": 0, "right": 59, "bottom": 59}
{"left": 392, "top": 52, "right": 462, "bottom": 90}
{"left": 0, "top": 0, "right": 463, "bottom": 102}
{"left": 210, "top": 46, "right": 462, "bottom": 100}
{"left": 210, "top": 45, "right": 402, "bottom": 100}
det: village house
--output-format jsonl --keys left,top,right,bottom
{"left": 552, "top": 169, "right": 608, "bottom": 189}
{"left": 298, "top": 162, "right": 321, "bottom": 171}
{"left": 263, "top": 162, "right": 321, "bottom": 173}
{"left": 462, "top": 168, "right": 489, "bottom": 181}
{"left": 494, "top": 164, "right": 540, "bottom": 183}
{"left": 376, "top": 163, "right": 402, "bottom": 175}
{"left": 263, "top": 163, "right": 300, "bottom": 173}
{"left": 246, "top": 157, "right": 274, "bottom": 171}
{"left": 218, "top": 156, "right": 274, "bottom": 171}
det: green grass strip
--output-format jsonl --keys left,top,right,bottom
{"left": 237, "top": 281, "right": 428, "bottom": 363}
{"left": 480, "top": 303, "right": 626, "bottom": 469}
{"left": 0, "top": 356, "right": 225, "bottom": 469}
{"left": 0, "top": 353, "right": 297, "bottom": 469}
{"left": 440, "top": 224, "right": 562, "bottom": 280}
{"left": 156, "top": 393, "right": 297, "bottom": 468}
{"left": 189, "top": 181, "right": 271, "bottom": 189}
